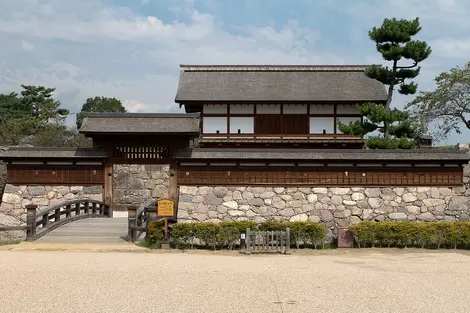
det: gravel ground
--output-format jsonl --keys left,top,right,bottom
{"left": 1, "top": 249, "right": 469, "bottom": 313}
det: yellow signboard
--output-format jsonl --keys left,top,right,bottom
{"left": 157, "top": 198, "right": 175, "bottom": 217}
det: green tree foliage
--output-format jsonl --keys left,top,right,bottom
{"left": 356, "top": 17, "right": 431, "bottom": 142}
{"left": 76, "top": 96, "right": 126, "bottom": 129}
{"left": 338, "top": 103, "right": 420, "bottom": 149}
{"left": 339, "top": 17, "right": 431, "bottom": 148}
{"left": 32, "top": 125, "right": 92, "bottom": 148}
{"left": 19, "top": 85, "right": 69, "bottom": 131}
{"left": 406, "top": 62, "right": 470, "bottom": 140}
{"left": 366, "top": 18, "right": 432, "bottom": 111}
{"left": 0, "top": 85, "right": 79, "bottom": 147}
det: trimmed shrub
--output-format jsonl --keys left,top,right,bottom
{"left": 145, "top": 220, "right": 327, "bottom": 251}
{"left": 171, "top": 223, "right": 196, "bottom": 250}
{"left": 145, "top": 220, "right": 165, "bottom": 248}
{"left": 348, "top": 221, "right": 470, "bottom": 250}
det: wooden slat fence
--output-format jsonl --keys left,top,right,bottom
{"left": 245, "top": 228, "right": 290, "bottom": 254}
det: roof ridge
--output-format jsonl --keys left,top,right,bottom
{"left": 82, "top": 113, "right": 200, "bottom": 118}
{"left": 180, "top": 65, "right": 375, "bottom": 72}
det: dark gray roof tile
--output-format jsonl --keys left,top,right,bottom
{"left": 175, "top": 65, "right": 388, "bottom": 103}
{"left": 0, "top": 147, "right": 108, "bottom": 159}
{"left": 79, "top": 113, "right": 200, "bottom": 134}
{"left": 175, "top": 148, "right": 470, "bottom": 161}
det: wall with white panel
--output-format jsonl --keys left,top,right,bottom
{"left": 309, "top": 105, "right": 334, "bottom": 114}
{"left": 203, "top": 104, "right": 227, "bottom": 114}
{"left": 337, "top": 104, "right": 360, "bottom": 114}
{"left": 229, "top": 117, "right": 254, "bottom": 133}
{"left": 283, "top": 105, "right": 308, "bottom": 114}
{"left": 309, "top": 117, "right": 334, "bottom": 134}
{"left": 203, "top": 117, "right": 227, "bottom": 133}
{"left": 337, "top": 117, "right": 361, "bottom": 133}
{"left": 230, "top": 104, "right": 254, "bottom": 114}
{"left": 257, "top": 104, "right": 281, "bottom": 114}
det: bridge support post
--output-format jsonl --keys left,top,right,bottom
{"left": 104, "top": 161, "right": 113, "bottom": 218}
{"left": 26, "top": 204, "right": 38, "bottom": 241}
{"left": 127, "top": 205, "right": 137, "bottom": 242}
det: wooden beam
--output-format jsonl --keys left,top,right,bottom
{"left": 168, "top": 161, "right": 179, "bottom": 211}
{"left": 103, "top": 161, "right": 113, "bottom": 218}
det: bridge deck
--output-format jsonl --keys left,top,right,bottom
{"left": 35, "top": 217, "right": 128, "bottom": 244}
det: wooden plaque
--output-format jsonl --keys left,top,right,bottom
{"left": 157, "top": 198, "right": 175, "bottom": 217}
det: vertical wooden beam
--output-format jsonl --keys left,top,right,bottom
{"left": 26, "top": 204, "right": 38, "bottom": 241}
{"left": 169, "top": 161, "right": 179, "bottom": 210}
{"left": 333, "top": 104, "right": 338, "bottom": 135}
{"left": 227, "top": 104, "right": 231, "bottom": 137}
{"left": 104, "top": 159, "right": 113, "bottom": 218}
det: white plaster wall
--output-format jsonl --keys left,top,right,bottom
{"left": 310, "top": 105, "right": 334, "bottom": 114}
{"left": 229, "top": 117, "right": 254, "bottom": 133}
{"left": 230, "top": 105, "right": 254, "bottom": 114}
{"left": 337, "top": 104, "right": 360, "bottom": 114}
{"left": 203, "top": 104, "right": 227, "bottom": 114}
{"left": 283, "top": 105, "right": 308, "bottom": 114}
{"left": 257, "top": 104, "right": 281, "bottom": 114}
{"left": 203, "top": 117, "right": 227, "bottom": 133}
{"left": 310, "top": 117, "right": 334, "bottom": 134}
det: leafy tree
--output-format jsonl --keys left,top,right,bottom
{"left": 19, "top": 85, "right": 69, "bottom": 131}
{"left": 407, "top": 62, "right": 470, "bottom": 140}
{"left": 76, "top": 96, "right": 126, "bottom": 129}
{"left": 0, "top": 92, "right": 29, "bottom": 124}
{"left": 0, "top": 85, "right": 70, "bottom": 146}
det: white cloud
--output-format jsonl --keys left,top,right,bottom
{"left": 1, "top": 0, "right": 470, "bottom": 144}
{"left": 20, "top": 40, "right": 34, "bottom": 51}
{"left": 123, "top": 100, "right": 150, "bottom": 113}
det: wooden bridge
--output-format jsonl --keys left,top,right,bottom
{"left": 0, "top": 200, "right": 129, "bottom": 244}
{"left": 0, "top": 199, "right": 172, "bottom": 244}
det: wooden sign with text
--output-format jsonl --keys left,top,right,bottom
{"left": 157, "top": 198, "right": 175, "bottom": 217}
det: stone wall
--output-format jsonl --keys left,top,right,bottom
{"left": 0, "top": 185, "right": 102, "bottom": 240}
{"left": 112, "top": 164, "right": 169, "bottom": 211}
{"left": 178, "top": 164, "right": 470, "bottom": 232}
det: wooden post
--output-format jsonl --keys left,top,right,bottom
{"left": 285, "top": 227, "right": 291, "bottom": 255}
{"left": 127, "top": 205, "right": 137, "bottom": 242}
{"left": 245, "top": 228, "right": 251, "bottom": 254}
{"left": 168, "top": 161, "right": 178, "bottom": 206}
{"left": 164, "top": 217, "right": 169, "bottom": 242}
{"left": 104, "top": 161, "right": 113, "bottom": 217}
{"left": 26, "top": 204, "right": 38, "bottom": 241}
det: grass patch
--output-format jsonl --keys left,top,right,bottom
{"left": 0, "top": 239, "right": 21, "bottom": 246}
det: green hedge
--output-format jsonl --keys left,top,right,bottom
{"left": 146, "top": 220, "right": 326, "bottom": 251}
{"left": 348, "top": 221, "right": 470, "bottom": 249}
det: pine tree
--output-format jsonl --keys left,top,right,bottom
{"left": 339, "top": 17, "right": 431, "bottom": 148}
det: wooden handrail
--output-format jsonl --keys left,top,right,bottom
{"left": 24, "top": 200, "right": 110, "bottom": 241}
{"left": 127, "top": 200, "right": 177, "bottom": 242}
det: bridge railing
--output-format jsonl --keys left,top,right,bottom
{"left": 127, "top": 201, "right": 177, "bottom": 242}
{"left": 24, "top": 200, "right": 110, "bottom": 241}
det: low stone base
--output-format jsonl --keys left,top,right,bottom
{"left": 178, "top": 184, "right": 470, "bottom": 231}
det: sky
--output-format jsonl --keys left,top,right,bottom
{"left": 0, "top": 0, "right": 469, "bottom": 144}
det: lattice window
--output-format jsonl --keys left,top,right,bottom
{"left": 113, "top": 146, "right": 169, "bottom": 160}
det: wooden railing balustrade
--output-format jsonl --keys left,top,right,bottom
{"left": 24, "top": 200, "right": 110, "bottom": 241}
{"left": 127, "top": 201, "right": 177, "bottom": 242}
